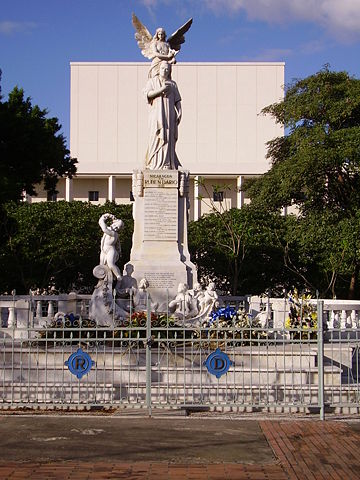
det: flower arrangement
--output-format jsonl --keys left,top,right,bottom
{"left": 36, "top": 305, "right": 271, "bottom": 349}
{"left": 120, "top": 311, "right": 195, "bottom": 345}
{"left": 285, "top": 289, "right": 317, "bottom": 339}
{"left": 201, "top": 306, "right": 268, "bottom": 346}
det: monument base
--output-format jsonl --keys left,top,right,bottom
{"left": 126, "top": 169, "right": 197, "bottom": 311}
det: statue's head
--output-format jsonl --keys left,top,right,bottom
{"left": 155, "top": 27, "right": 166, "bottom": 41}
{"left": 208, "top": 282, "right": 216, "bottom": 291}
{"left": 125, "top": 264, "right": 134, "bottom": 275}
{"left": 159, "top": 61, "right": 171, "bottom": 79}
{"left": 177, "top": 283, "right": 187, "bottom": 294}
{"left": 139, "top": 278, "right": 149, "bottom": 289}
{"left": 193, "top": 282, "right": 201, "bottom": 292}
{"left": 111, "top": 219, "right": 124, "bottom": 232}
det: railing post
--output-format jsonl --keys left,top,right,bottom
{"left": 8, "top": 306, "right": 16, "bottom": 328}
{"left": 36, "top": 301, "right": 42, "bottom": 318}
{"left": 317, "top": 299, "right": 325, "bottom": 420}
{"left": 47, "top": 301, "right": 54, "bottom": 319}
{"left": 146, "top": 293, "right": 152, "bottom": 417}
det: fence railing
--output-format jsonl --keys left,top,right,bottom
{"left": 2, "top": 293, "right": 360, "bottom": 331}
{"left": 1, "top": 296, "right": 360, "bottom": 417}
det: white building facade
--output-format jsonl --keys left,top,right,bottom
{"left": 34, "top": 62, "right": 284, "bottom": 220}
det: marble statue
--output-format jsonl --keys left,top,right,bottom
{"left": 89, "top": 214, "right": 127, "bottom": 326}
{"left": 134, "top": 278, "right": 149, "bottom": 311}
{"left": 89, "top": 264, "right": 128, "bottom": 326}
{"left": 134, "top": 278, "right": 159, "bottom": 312}
{"left": 188, "top": 282, "right": 205, "bottom": 315}
{"left": 144, "top": 61, "right": 182, "bottom": 170}
{"left": 116, "top": 264, "right": 138, "bottom": 311}
{"left": 117, "top": 264, "right": 137, "bottom": 297}
{"left": 169, "top": 283, "right": 197, "bottom": 318}
{"left": 99, "top": 213, "right": 124, "bottom": 284}
{"left": 132, "top": 13, "right": 193, "bottom": 78}
{"left": 169, "top": 281, "right": 219, "bottom": 326}
{"left": 198, "top": 282, "right": 219, "bottom": 316}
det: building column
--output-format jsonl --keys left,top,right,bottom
{"left": 237, "top": 175, "right": 244, "bottom": 209}
{"left": 193, "top": 176, "right": 201, "bottom": 221}
{"left": 65, "top": 177, "right": 73, "bottom": 202}
{"left": 108, "top": 175, "right": 116, "bottom": 202}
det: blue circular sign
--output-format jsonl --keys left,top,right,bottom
{"left": 204, "top": 348, "right": 234, "bottom": 379}
{"left": 65, "top": 348, "right": 95, "bottom": 379}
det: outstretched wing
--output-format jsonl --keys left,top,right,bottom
{"left": 167, "top": 18, "right": 193, "bottom": 52}
{"left": 132, "top": 13, "right": 153, "bottom": 59}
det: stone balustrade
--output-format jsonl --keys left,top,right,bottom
{"left": 1, "top": 293, "right": 360, "bottom": 331}
{"left": 0, "top": 293, "right": 91, "bottom": 331}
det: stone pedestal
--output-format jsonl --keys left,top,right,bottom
{"left": 126, "top": 169, "right": 197, "bottom": 311}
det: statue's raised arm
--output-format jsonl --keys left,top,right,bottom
{"left": 132, "top": 13, "right": 192, "bottom": 78}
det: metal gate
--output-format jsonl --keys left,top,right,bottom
{"left": 1, "top": 300, "right": 360, "bottom": 417}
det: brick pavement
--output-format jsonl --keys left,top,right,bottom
{"left": 0, "top": 420, "right": 360, "bottom": 479}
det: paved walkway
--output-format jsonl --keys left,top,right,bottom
{"left": 0, "top": 417, "right": 360, "bottom": 479}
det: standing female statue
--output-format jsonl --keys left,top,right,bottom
{"left": 132, "top": 14, "right": 192, "bottom": 169}
{"left": 144, "top": 61, "right": 182, "bottom": 170}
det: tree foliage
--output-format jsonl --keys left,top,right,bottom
{"left": 282, "top": 210, "right": 360, "bottom": 299}
{"left": 188, "top": 205, "right": 290, "bottom": 296}
{"left": 248, "top": 66, "right": 360, "bottom": 215}
{"left": 0, "top": 201, "right": 133, "bottom": 293}
{"left": 246, "top": 67, "right": 360, "bottom": 298}
{"left": 0, "top": 73, "right": 77, "bottom": 204}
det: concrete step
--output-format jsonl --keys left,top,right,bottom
{"left": 1, "top": 382, "right": 359, "bottom": 407}
{"left": 0, "top": 365, "right": 343, "bottom": 387}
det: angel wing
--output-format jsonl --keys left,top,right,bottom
{"left": 132, "top": 13, "right": 153, "bottom": 59}
{"left": 167, "top": 18, "right": 193, "bottom": 52}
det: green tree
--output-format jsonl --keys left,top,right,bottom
{"left": 0, "top": 201, "right": 133, "bottom": 293}
{"left": 248, "top": 66, "right": 360, "bottom": 298}
{"left": 188, "top": 205, "right": 289, "bottom": 295}
{"left": 282, "top": 211, "right": 360, "bottom": 299}
{"left": 0, "top": 74, "right": 77, "bottom": 204}
{"left": 248, "top": 66, "right": 360, "bottom": 215}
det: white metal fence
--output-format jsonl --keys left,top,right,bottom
{"left": 1, "top": 294, "right": 360, "bottom": 417}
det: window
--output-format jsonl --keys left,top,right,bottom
{"left": 213, "top": 191, "right": 224, "bottom": 202}
{"left": 47, "top": 192, "right": 57, "bottom": 202}
{"left": 88, "top": 191, "right": 99, "bottom": 202}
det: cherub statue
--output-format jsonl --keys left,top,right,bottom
{"left": 198, "top": 282, "right": 219, "bottom": 316}
{"left": 169, "top": 283, "right": 197, "bottom": 318}
{"left": 132, "top": 13, "right": 193, "bottom": 78}
{"left": 99, "top": 213, "right": 124, "bottom": 285}
{"left": 188, "top": 282, "right": 205, "bottom": 315}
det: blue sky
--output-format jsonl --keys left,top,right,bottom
{"left": 1, "top": 0, "right": 360, "bottom": 148}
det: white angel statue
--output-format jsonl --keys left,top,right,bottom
{"left": 132, "top": 13, "right": 193, "bottom": 78}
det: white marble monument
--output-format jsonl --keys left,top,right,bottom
{"left": 121, "top": 15, "right": 196, "bottom": 311}
{"left": 89, "top": 15, "right": 219, "bottom": 322}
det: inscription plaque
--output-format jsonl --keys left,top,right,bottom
{"left": 144, "top": 170, "right": 178, "bottom": 188}
{"left": 144, "top": 189, "right": 178, "bottom": 241}
{"left": 144, "top": 271, "right": 177, "bottom": 289}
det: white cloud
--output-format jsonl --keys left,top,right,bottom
{"left": 249, "top": 48, "right": 292, "bottom": 61}
{"left": 138, "top": 0, "right": 360, "bottom": 42}
{"left": 141, "top": 0, "right": 159, "bottom": 6}
{"left": 202, "top": 0, "right": 360, "bottom": 41}
{"left": 0, "top": 21, "right": 37, "bottom": 35}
